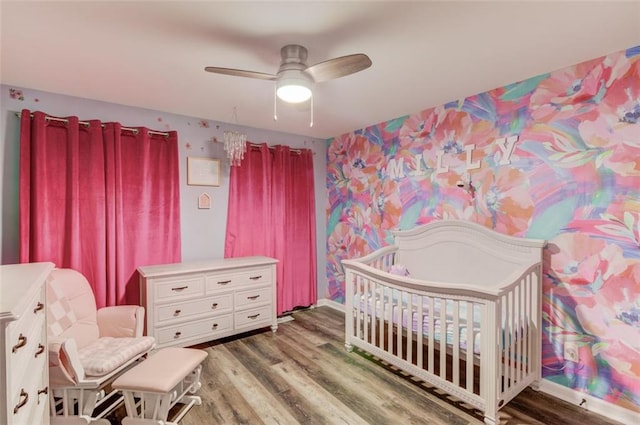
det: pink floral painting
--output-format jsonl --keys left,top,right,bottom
{"left": 326, "top": 46, "right": 640, "bottom": 412}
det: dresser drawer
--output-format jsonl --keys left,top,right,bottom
{"left": 10, "top": 326, "right": 48, "bottom": 425}
{"left": 234, "top": 305, "right": 272, "bottom": 330}
{"left": 9, "top": 312, "right": 46, "bottom": 393}
{"left": 235, "top": 286, "right": 272, "bottom": 309}
{"left": 155, "top": 276, "right": 205, "bottom": 302}
{"left": 236, "top": 267, "right": 272, "bottom": 286}
{"left": 156, "top": 293, "right": 233, "bottom": 324}
{"left": 156, "top": 314, "right": 233, "bottom": 346}
{"left": 205, "top": 271, "right": 243, "bottom": 292}
{"left": 205, "top": 267, "right": 272, "bottom": 294}
{"left": 7, "top": 285, "right": 45, "bottom": 356}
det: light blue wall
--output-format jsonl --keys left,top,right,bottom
{"left": 0, "top": 84, "right": 328, "bottom": 298}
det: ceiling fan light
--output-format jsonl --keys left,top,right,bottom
{"left": 276, "top": 71, "right": 312, "bottom": 103}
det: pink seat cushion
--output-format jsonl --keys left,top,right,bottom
{"left": 79, "top": 336, "right": 155, "bottom": 377}
{"left": 112, "top": 347, "right": 208, "bottom": 393}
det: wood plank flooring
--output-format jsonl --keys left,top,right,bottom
{"left": 172, "top": 306, "right": 623, "bottom": 425}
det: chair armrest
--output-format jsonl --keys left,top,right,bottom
{"left": 97, "top": 305, "right": 145, "bottom": 338}
{"left": 49, "top": 338, "right": 85, "bottom": 387}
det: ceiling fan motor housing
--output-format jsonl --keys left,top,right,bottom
{"left": 280, "top": 44, "right": 308, "bottom": 65}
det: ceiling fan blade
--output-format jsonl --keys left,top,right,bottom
{"left": 204, "top": 66, "right": 277, "bottom": 81}
{"left": 305, "top": 54, "right": 372, "bottom": 83}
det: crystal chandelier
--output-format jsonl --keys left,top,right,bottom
{"left": 223, "top": 130, "right": 247, "bottom": 166}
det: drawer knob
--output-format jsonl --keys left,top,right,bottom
{"left": 247, "top": 295, "right": 260, "bottom": 300}
{"left": 171, "top": 285, "right": 188, "bottom": 291}
{"left": 174, "top": 331, "right": 182, "bottom": 339}
{"left": 174, "top": 309, "right": 181, "bottom": 316}
{"left": 247, "top": 313, "right": 261, "bottom": 320}
{"left": 212, "top": 323, "right": 218, "bottom": 329}
{"left": 217, "top": 280, "right": 231, "bottom": 285}
{"left": 211, "top": 303, "right": 218, "bottom": 309}
{"left": 12, "top": 334, "right": 27, "bottom": 353}
{"left": 13, "top": 389, "right": 28, "bottom": 414}
{"left": 35, "top": 344, "right": 45, "bottom": 358}
{"left": 249, "top": 275, "right": 262, "bottom": 280}
{"left": 33, "top": 302, "right": 44, "bottom": 313}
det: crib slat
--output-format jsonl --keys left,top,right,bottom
{"left": 517, "top": 282, "right": 523, "bottom": 383}
{"left": 371, "top": 282, "right": 377, "bottom": 347}
{"left": 380, "top": 286, "right": 385, "bottom": 351}
{"left": 417, "top": 295, "right": 424, "bottom": 369}
{"left": 452, "top": 301, "right": 460, "bottom": 386}
{"left": 525, "top": 274, "right": 532, "bottom": 376}
{"left": 428, "top": 297, "right": 435, "bottom": 374}
{"left": 508, "top": 287, "right": 516, "bottom": 388}
{"left": 363, "top": 278, "right": 369, "bottom": 344}
{"left": 439, "top": 299, "right": 446, "bottom": 380}
{"left": 407, "top": 292, "right": 413, "bottom": 364}
{"left": 506, "top": 291, "right": 512, "bottom": 389}
{"left": 387, "top": 288, "right": 393, "bottom": 355}
{"left": 500, "top": 295, "right": 508, "bottom": 390}
{"left": 511, "top": 287, "right": 517, "bottom": 386}
{"left": 355, "top": 276, "right": 362, "bottom": 340}
{"left": 512, "top": 285, "right": 517, "bottom": 385}
{"left": 466, "top": 302, "right": 474, "bottom": 392}
{"left": 396, "top": 289, "right": 402, "bottom": 359}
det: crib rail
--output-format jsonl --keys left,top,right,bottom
{"left": 344, "top": 253, "right": 541, "bottom": 425}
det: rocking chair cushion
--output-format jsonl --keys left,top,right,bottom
{"left": 47, "top": 279, "right": 78, "bottom": 337}
{"left": 78, "top": 335, "right": 155, "bottom": 377}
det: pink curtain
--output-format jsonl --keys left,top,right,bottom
{"left": 225, "top": 143, "right": 317, "bottom": 315}
{"left": 19, "top": 110, "right": 181, "bottom": 307}
{"left": 224, "top": 143, "right": 274, "bottom": 257}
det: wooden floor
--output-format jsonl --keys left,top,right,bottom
{"left": 170, "top": 306, "right": 622, "bottom": 425}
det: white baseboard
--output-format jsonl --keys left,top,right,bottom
{"left": 539, "top": 379, "right": 639, "bottom": 424}
{"left": 316, "top": 298, "right": 344, "bottom": 312}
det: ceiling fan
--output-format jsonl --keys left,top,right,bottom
{"left": 205, "top": 44, "right": 372, "bottom": 105}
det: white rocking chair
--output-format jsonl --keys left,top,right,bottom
{"left": 46, "top": 268, "right": 155, "bottom": 424}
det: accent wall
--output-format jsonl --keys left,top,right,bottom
{"left": 326, "top": 46, "right": 640, "bottom": 415}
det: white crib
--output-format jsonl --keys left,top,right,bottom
{"left": 342, "top": 220, "right": 546, "bottom": 425}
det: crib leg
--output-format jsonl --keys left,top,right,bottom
{"left": 345, "top": 342, "right": 353, "bottom": 352}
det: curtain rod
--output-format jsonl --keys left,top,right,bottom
{"left": 16, "top": 112, "right": 170, "bottom": 137}
{"left": 248, "top": 142, "right": 302, "bottom": 154}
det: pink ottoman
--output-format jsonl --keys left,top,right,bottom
{"left": 112, "top": 347, "right": 208, "bottom": 425}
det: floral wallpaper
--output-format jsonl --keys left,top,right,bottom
{"left": 326, "top": 46, "right": 639, "bottom": 412}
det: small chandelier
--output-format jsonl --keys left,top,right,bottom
{"left": 223, "top": 130, "right": 247, "bottom": 166}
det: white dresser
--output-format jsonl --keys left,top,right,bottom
{"left": 0, "top": 262, "right": 54, "bottom": 425}
{"left": 138, "top": 256, "right": 278, "bottom": 349}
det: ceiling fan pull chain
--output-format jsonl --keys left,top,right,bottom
{"left": 273, "top": 86, "right": 278, "bottom": 121}
{"left": 310, "top": 94, "right": 314, "bottom": 128}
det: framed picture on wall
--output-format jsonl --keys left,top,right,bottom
{"left": 187, "top": 157, "right": 220, "bottom": 186}
{"left": 197, "top": 192, "right": 211, "bottom": 209}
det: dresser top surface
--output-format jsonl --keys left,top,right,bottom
{"left": 137, "top": 256, "right": 278, "bottom": 278}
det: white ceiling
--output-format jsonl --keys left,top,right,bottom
{"left": 2, "top": 1, "right": 639, "bottom": 140}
